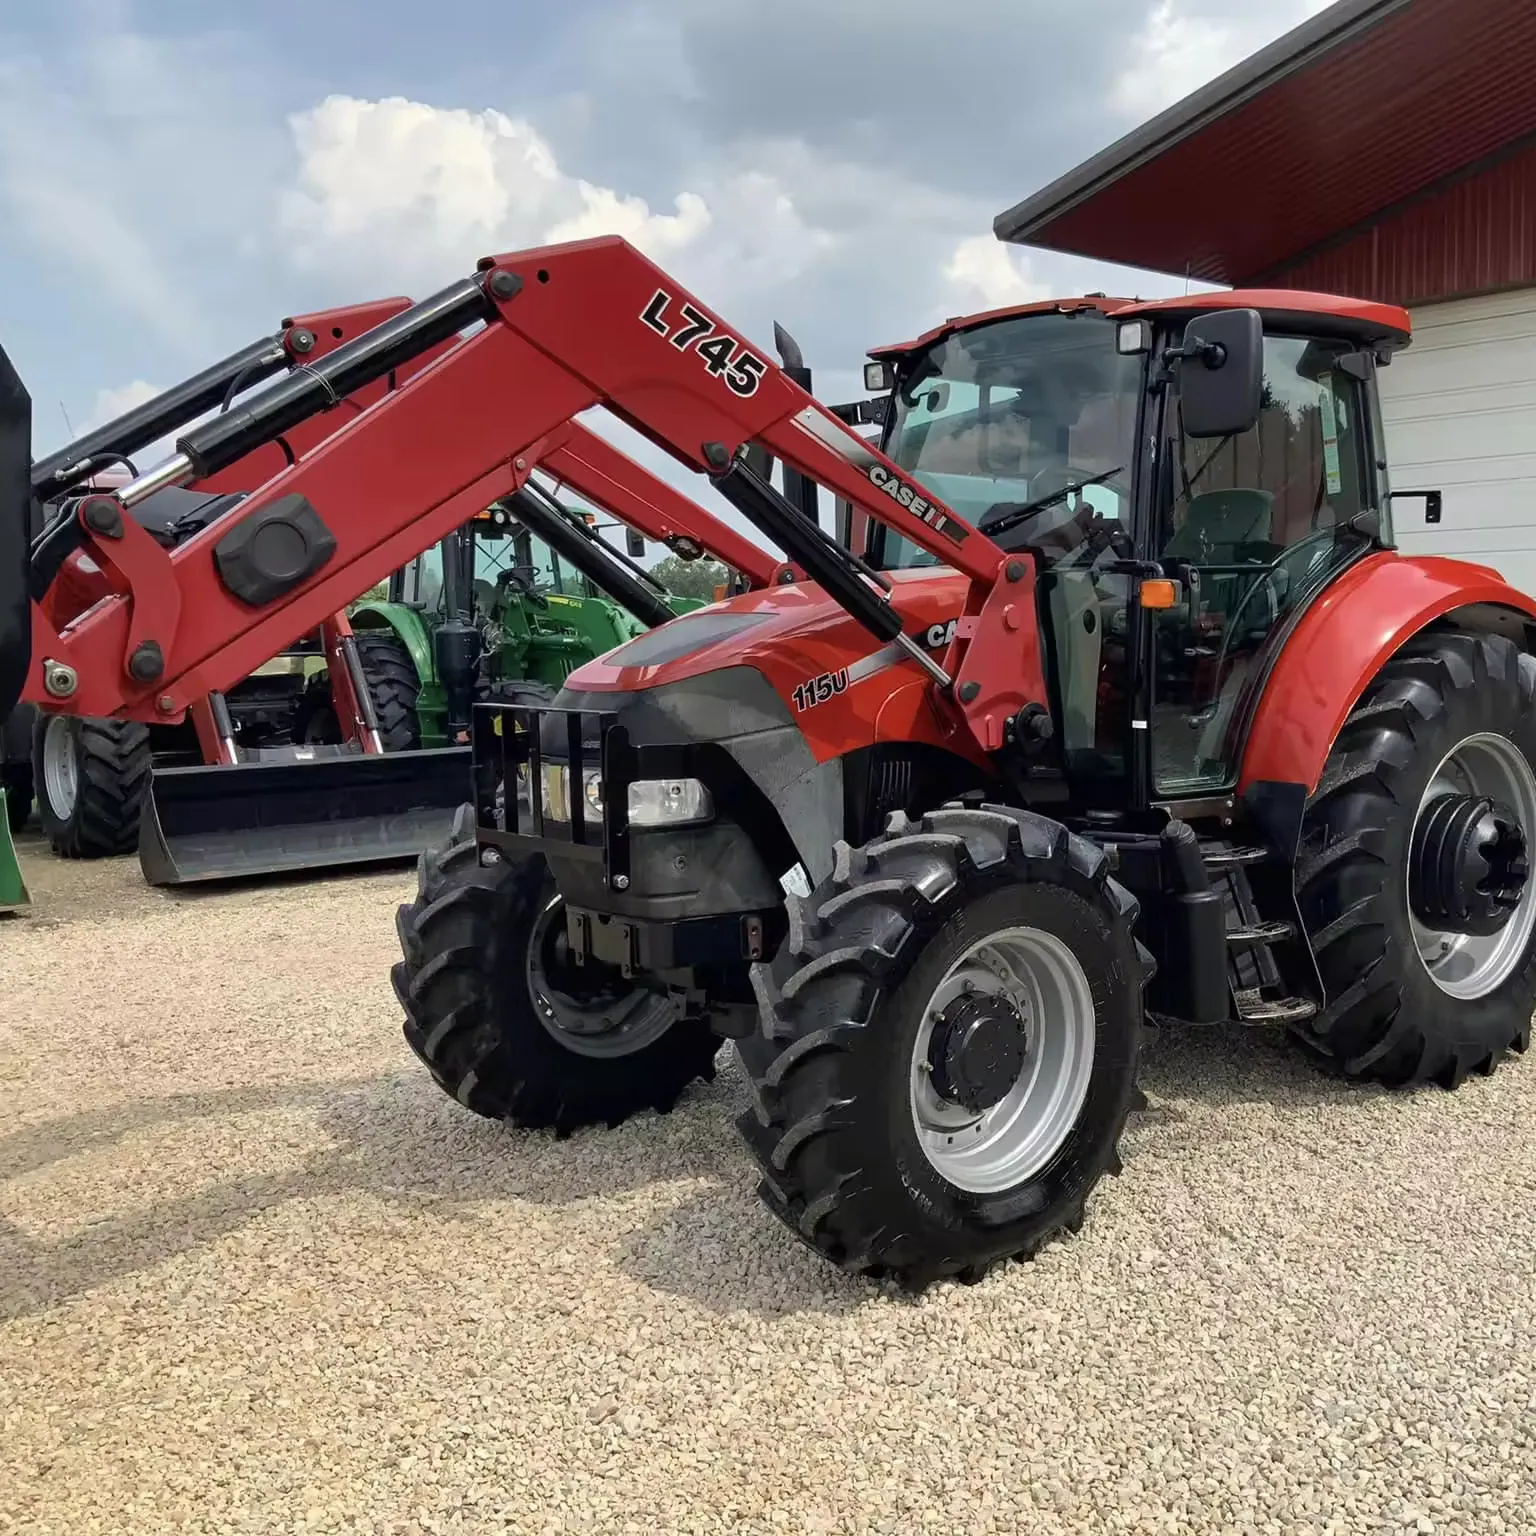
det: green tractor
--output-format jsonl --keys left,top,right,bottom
{"left": 294, "top": 495, "right": 707, "bottom": 753}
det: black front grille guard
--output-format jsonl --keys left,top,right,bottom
{"left": 472, "top": 700, "right": 696, "bottom": 888}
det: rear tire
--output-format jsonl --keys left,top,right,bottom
{"left": 392, "top": 804, "right": 721, "bottom": 1133}
{"left": 735, "top": 804, "right": 1153, "bottom": 1290}
{"left": 1295, "top": 628, "right": 1536, "bottom": 1089}
{"left": 355, "top": 631, "right": 422, "bottom": 752}
{"left": 32, "top": 714, "right": 153, "bottom": 858}
{"left": 296, "top": 631, "right": 423, "bottom": 751}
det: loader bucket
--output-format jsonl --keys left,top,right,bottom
{"left": 137, "top": 745, "right": 473, "bottom": 886}
{"left": 0, "top": 343, "right": 32, "bottom": 723}
{"left": 0, "top": 790, "right": 28, "bottom": 910}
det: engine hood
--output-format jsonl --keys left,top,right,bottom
{"left": 563, "top": 567, "right": 972, "bottom": 695}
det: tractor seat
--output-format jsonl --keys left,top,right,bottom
{"left": 1163, "top": 488, "right": 1273, "bottom": 565}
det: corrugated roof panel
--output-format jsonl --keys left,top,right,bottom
{"left": 1271, "top": 143, "right": 1536, "bottom": 305}
{"left": 1003, "top": 0, "right": 1536, "bottom": 296}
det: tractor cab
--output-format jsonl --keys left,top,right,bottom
{"left": 393, "top": 504, "right": 603, "bottom": 619}
{"left": 861, "top": 292, "right": 1412, "bottom": 811}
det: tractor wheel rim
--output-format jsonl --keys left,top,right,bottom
{"left": 909, "top": 924, "right": 1096, "bottom": 1195}
{"left": 1409, "top": 731, "right": 1536, "bottom": 1001}
{"left": 525, "top": 895, "right": 683, "bottom": 1059}
{"left": 41, "top": 716, "right": 78, "bottom": 820}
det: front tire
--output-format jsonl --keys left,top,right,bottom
{"left": 392, "top": 804, "right": 721, "bottom": 1133}
{"left": 1296, "top": 628, "right": 1536, "bottom": 1089}
{"left": 735, "top": 804, "right": 1153, "bottom": 1290}
{"left": 32, "top": 714, "right": 153, "bottom": 858}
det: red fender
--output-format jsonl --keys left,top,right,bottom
{"left": 1238, "top": 552, "right": 1536, "bottom": 796}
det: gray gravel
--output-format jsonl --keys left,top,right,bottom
{"left": 2, "top": 833, "right": 1535, "bottom": 1535}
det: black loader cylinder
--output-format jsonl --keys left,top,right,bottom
{"left": 434, "top": 528, "right": 483, "bottom": 745}
{"left": 175, "top": 276, "right": 499, "bottom": 482}
{"left": 30, "top": 334, "right": 291, "bottom": 500}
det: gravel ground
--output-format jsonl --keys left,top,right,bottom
{"left": 2, "top": 831, "right": 1535, "bottom": 1536}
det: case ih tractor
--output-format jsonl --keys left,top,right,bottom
{"left": 6, "top": 239, "right": 1535, "bottom": 1294}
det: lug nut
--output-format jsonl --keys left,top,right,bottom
{"left": 612, "top": 874, "right": 630, "bottom": 890}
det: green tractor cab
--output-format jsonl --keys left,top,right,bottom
{"left": 337, "top": 499, "right": 705, "bottom": 750}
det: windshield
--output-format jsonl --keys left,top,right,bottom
{"left": 874, "top": 310, "right": 1143, "bottom": 569}
{"left": 398, "top": 525, "right": 593, "bottom": 619}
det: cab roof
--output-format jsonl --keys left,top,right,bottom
{"left": 868, "top": 288, "right": 1413, "bottom": 363}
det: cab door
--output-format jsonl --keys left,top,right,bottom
{"left": 1146, "top": 331, "right": 1383, "bottom": 796}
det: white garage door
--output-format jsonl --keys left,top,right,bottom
{"left": 1377, "top": 286, "right": 1536, "bottom": 597}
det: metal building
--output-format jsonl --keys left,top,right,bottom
{"left": 997, "top": 0, "right": 1536, "bottom": 591}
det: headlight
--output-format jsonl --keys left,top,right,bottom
{"left": 628, "top": 778, "right": 713, "bottom": 827}
{"left": 540, "top": 763, "right": 604, "bottom": 822}
{"left": 538, "top": 769, "right": 712, "bottom": 827}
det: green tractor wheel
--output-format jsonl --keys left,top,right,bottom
{"left": 296, "top": 631, "right": 423, "bottom": 752}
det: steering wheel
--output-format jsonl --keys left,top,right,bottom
{"left": 996, "top": 465, "right": 1132, "bottom": 565}
{"left": 497, "top": 563, "right": 550, "bottom": 610}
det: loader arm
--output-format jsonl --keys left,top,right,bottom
{"left": 32, "top": 297, "right": 432, "bottom": 501}
{"left": 538, "top": 421, "right": 776, "bottom": 589}
{"left": 36, "top": 297, "right": 467, "bottom": 631}
{"left": 9, "top": 238, "right": 1031, "bottom": 755}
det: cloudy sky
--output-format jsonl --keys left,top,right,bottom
{"left": 0, "top": 0, "right": 1331, "bottom": 542}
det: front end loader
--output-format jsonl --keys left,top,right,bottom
{"left": 10, "top": 238, "right": 1535, "bottom": 1295}
{"left": 137, "top": 481, "right": 748, "bottom": 886}
{"left": 26, "top": 298, "right": 459, "bottom": 866}
{"left": 24, "top": 297, "right": 771, "bottom": 888}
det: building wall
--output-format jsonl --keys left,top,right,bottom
{"left": 1377, "top": 286, "right": 1536, "bottom": 596}
{"left": 1265, "top": 141, "right": 1536, "bottom": 308}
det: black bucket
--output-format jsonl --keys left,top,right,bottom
{"left": 138, "top": 745, "right": 473, "bottom": 886}
{"left": 0, "top": 343, "right": 33, "bottom": 721}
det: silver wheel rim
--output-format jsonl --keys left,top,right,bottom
{"left": 41, "top": 716, "right": 78, "bottom": 820}
{"left": 909, "top": 925, "right": 1096, "bottom": 1195}
{"left": 525, "top": 896, "right": 683, "bottom": 1059}
{"left": 1410, "top": 731, "right": 1536, "bottom": 1000}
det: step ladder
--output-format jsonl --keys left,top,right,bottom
{"left": 1200, "top": 842, "right": 1318, "bottom": 1026}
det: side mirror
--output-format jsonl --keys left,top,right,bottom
{"left": 1176, "top": 308, "right": 1263, "bottom": 440}
{"left": 864, "top": 360, "right": 895, "bottom": 392}
{"left": 625, "top": 529, "right": 646, "bottom": 558}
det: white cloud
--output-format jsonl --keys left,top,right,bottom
{"left": 943, "top": 236, "right": 1052, "bottom": 312}
{"left": 1110, "top": 0, "right": 1337, "bottom": 120}
{"left": 278, "top": 95, "right": 715, "bottom": 286}
{"left": 85, "top": 380, "right": 162, "bottom": 433}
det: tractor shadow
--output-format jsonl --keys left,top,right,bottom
{"left": 0, "top": 1024, "right": 1424, "bottom": 1325}
{"left": 0, "top": 1054, "right": 861, "bottom": 1323}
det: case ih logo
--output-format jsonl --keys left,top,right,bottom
{"left": 866, "top": 465, "right": 967, "bottom": 544}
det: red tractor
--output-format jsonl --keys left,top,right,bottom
{"left": 7, "top": 241, "right": 1534, "bottom": 1294}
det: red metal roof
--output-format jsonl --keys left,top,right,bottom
{"left": 994, "top": 0, "right": 1536, "bottom": 299}
{"left": 868, "top": 289, "right": 1411, "bottom": 361}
